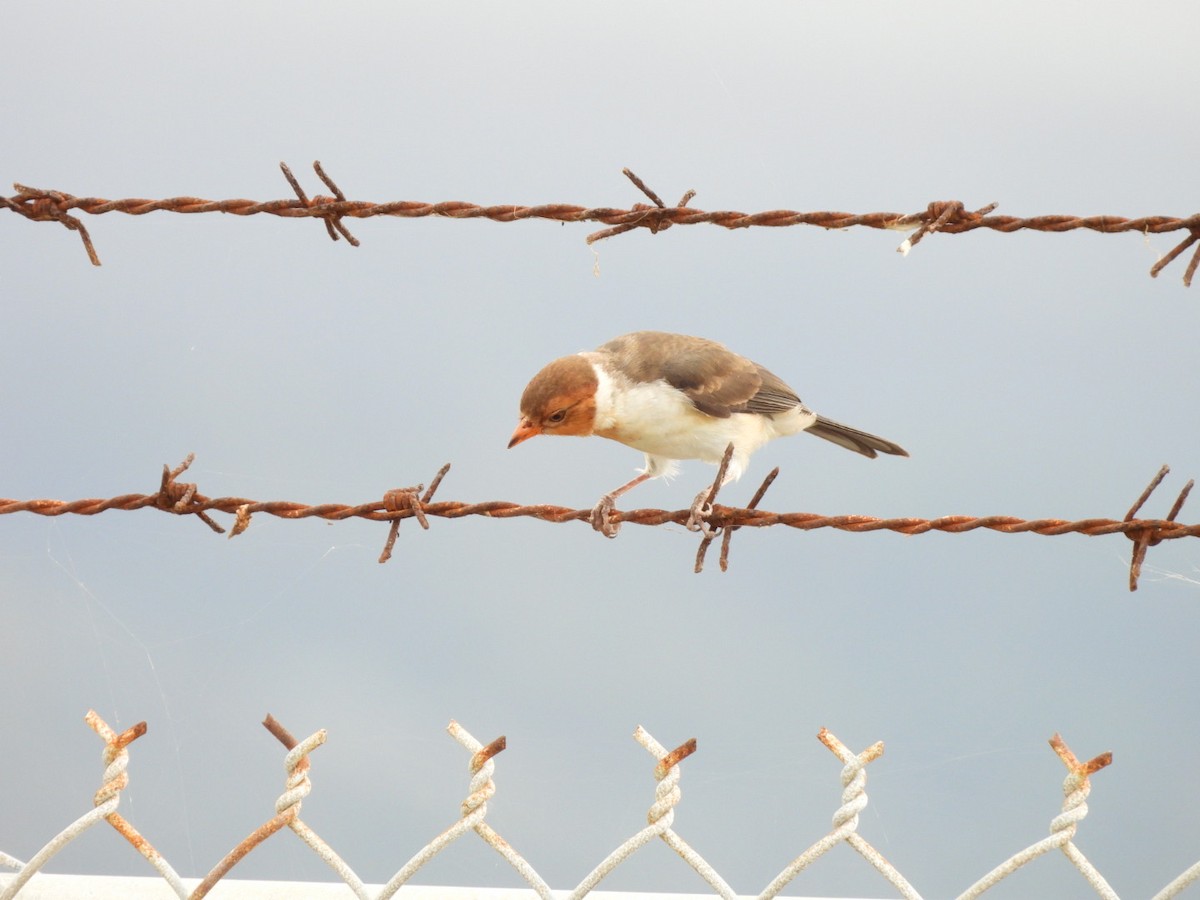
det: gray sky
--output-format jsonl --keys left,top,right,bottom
{"left": 4, "top": 2, "right": 1200, "bottom": 897}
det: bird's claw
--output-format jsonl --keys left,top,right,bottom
{"left": 590, "top": 494, "right": 620, "bottom": 538}
{"left": 686, "top": 490, "right": 716, "bottom": 535}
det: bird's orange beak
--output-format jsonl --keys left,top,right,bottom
{"left": 507, "top": 418, "right": 541, "bottom": 449}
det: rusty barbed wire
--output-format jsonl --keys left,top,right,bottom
{"left": 1124, "top": 464, "right": 1195, "bottom": 592}
{"left": 1, "top": 455, "right": 1195, "bottom": 589}
{"left": 4, "top": 714, "right": 1198, "bottom": 900}
{"left": 4, "top": 163, "right": 1200, "bottom": 284}
{"left": 689, "top": 443, "right": 782, "bottom": 573}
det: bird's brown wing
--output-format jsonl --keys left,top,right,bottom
{"left": 599, "top": 331, "right": 801, "bottom": 418}
{"left": 742, "top": 365, "right": 803, "bottom": 414}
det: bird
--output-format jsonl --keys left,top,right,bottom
{"left": 508, "top": 331, "right": 908, "bottom": 537}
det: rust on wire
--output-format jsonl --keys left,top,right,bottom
{"left": 1124, "top": 464, "right": 1194, "bottom": 591}
{"left": 192, "top": 714, "right": 325, "bottom": 899}
{"left": 471, "top": 735, "right": 507, "bottom": 772}
{"left": 694, "top": 444, "right": 781, "bottom": 573}
{"left": 1049, "top": 732, "right": 1113, "bottom": 780}
{"left": 279, "top": 160, "right": 360, "bottom": 246}
{"left": 585, "top": 167, "right": 698, "bottom": 243}
{"left": 111, "top": 721, "right": 148, "bottom": 752}
{"left": 156, "top": 453, "right": 224, "bottom": 534}
{"left": 82, "top": 711, "right": 171, "bottom": 870}
{"left": 722, "top": 466, "right": 780, "bottom": 572}
{"left": 693, "top": 443, "right": 735, "bottom": 531}
{"left": 262, "top": 713, "right": 299, "bottom": 752}
{"left": 17, "top": 712, "right": 1172, "bottom": 900}
{"left": 818, "top": 726, "right": 885, "bottom": 765}
{"left": 1150, "top": 226, "right": 1200, "bottom": 287}
{"left": 655, "top": 738, "right": 698, "bottom": 779}
{"left": 1, "top": 183, "right": 101, "bottom": 265}
{"left": 693, "top": 444, "right": 734, "bottom": 572}
{"left": 897, "top": 200, "right": 999, "bottom": 254}
{"left": 192, "top": 810, "right": 295, "bottom": 899}
{"left": 3, "top": 457, "right": 1199, "bottom": 584}
{"left": 378, "top": 463, "right": 451, "bottom": 564}
{"left": 6, "top": 166, "right": 1200, "bottom": 283}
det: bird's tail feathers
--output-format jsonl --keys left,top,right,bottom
{"left": 808, "top": 415, "right": 908, "bottom": 459}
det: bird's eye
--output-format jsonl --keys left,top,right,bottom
{"left": 547, "top": 409, "right": 567, "bottom": 425}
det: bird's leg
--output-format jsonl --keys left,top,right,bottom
{"left": 590, "top": 472, "right": 652, "bottom": 538}
{"left": 687, "top": 445, "right": 737, "bottom": 534}
{"left": 687, "top": 487, "right": 717, "bottom": 534}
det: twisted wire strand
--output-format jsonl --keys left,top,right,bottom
{"left": 2, "top": 457, "right": 1193, "bottom": 588}
{"left": 6, "top": 163, "right": 1200, "bottom": 281}
{"left": 572, "top": 728, "right": 736, "bottom": 900}
{"left": 956, "top": 735, "right": 1117, "bottom": 900}
{"left": 5, "top": 490, "right": 1197, "bottom": 538}
{"left": 189, "top": 725, "right": 329, "bottom": 900}
{"left": 0, "top": 712, "right": 188, "bottom": 900}
{"left": 9, "top": 185, "right": 1200, "bottom": 235}
{"left": 760, "top": 730, "right": 921, "bottom": 900}
{"left": 379, "top": 723, "right": 552, "bottom": 900}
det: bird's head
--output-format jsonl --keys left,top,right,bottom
{"left": 508, "top": 355, "right": 599, "bottom": 448}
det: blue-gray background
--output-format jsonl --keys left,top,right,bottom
{"left": 4, "top": 3, "right": 1199, "bottom": 897}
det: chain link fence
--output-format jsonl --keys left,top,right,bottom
{"left": 3, "top": 711, "right": 1197, "bottom": 900}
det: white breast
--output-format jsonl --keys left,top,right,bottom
{"left": 588, "top": 357, "right": 815, "bottom": 482}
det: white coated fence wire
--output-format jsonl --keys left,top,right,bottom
{"left": 2, "top": 712, "right": 1199, "bottom": 900}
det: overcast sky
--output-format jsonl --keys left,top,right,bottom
{"left": 4, "top": 3, "right": 1200, "bottom": 898}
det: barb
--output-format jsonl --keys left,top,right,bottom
{"left": 155, "top": 453, "right": 224, "bottom": 534}
{"left": 6, "top": 168, "right": 1200, "bottom": 282}
{"left": 897, "top": 201, "right": 959, "bottom": 253}
{"left": 694, "top": 444, "right": 780, "bottom": 573}
{"left": 377, "top": 463, "right": 452, "bottom": 563}
{"left": 896, "top": 200, "right": 999, "bottom": 255}
{"left": 1, "top": 183, "right": 100, "bottom": 265}
{"left": 722, "top": 466, "right": 780, "bottom": 571}
{"left": 1150, "top": 226, "right": 1200, "bottom": 287}
{"left": 692, "top": 442, "right": 735, "bottom": 542}
{"left": 1125, "top": 464, "right": 1194, "bottom": 591}
{"left": 279, "top": 160, "right": 360, "bottom": 246}
{"left": 585, "top": 167, "right": 698, "bottom": 243}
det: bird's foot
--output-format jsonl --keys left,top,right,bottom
{"left": 590, "top": 493, "right": 621, "bottom": 538}
{"left": 686, "top": 488, "right": 717, "bottom": 536}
